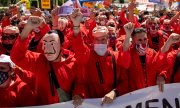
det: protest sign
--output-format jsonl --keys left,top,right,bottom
{"left": 41, "top": 0, "right": 51, "bottom": 9}
{"left": 21, "top": 83, "right": 180, "bottom": 108}
{"left": 58, "top": 6, "right": 74, "bottom": 16}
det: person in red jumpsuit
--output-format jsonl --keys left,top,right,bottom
{"left": 146, "top": 16, "right": 167, "bottom": 51}
{"left": 123, "top": 22, "right": 166, "bottom": 92}
{"left": 70, "top": 8, "right": 131, "bottom": 105}
{"left": 0, "top": 54, "right": 35, "bottom": 107}
{"left": 10, "top": 16, "right": 86, "bottom": 107}
{"left": 0, "top": 25, "right": 19, "bottom": 55}
{"left": 155, "top": 33, "right": 180, "bottom": 84}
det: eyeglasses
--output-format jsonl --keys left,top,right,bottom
{"left": 2, "top": 33, "right": 18, "bottom": 40}
{"left": 108, "top": 23, "right": 115, "bottom": 27}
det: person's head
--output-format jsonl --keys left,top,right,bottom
{"left": 166, "top": 11, "right": 174, "bottom": 19}
{"left": 131, "top": 28, "right": 148, "bottom": 56}
{"left": 58, "top": 17, "right": 68, "bottom": 32}
{"left": 42, "top": 30, "right": 64, "bottom": 61}
{"left": 106, "top": 19, "right": 117, "bottom": 32}
{"left": 0, "top": 54, "right": 15, "bottom": 88}
{"left": 146, "top": 16, "right": 159, "bottom": 36}
{"left": 2, "top": 25, "right": 19, "bottom": 51}
{"left": 92, "top": 26, "right": 109, "bottom": 56}
{"left": 163, "top": 19, "right": 172, "bottom": 32}
{"left": 98, "top": 15, "right": 107, "bottom": 26}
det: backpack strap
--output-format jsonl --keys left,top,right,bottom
{"left": 49, "top": 62, "right": 60, "bottom": 96}
{"left": 96, "top": 61, "right": 104, "bottom": 84}
{"left": 170, "top": 51, "right": 180, "bottom": 83}
{"left": 48, "top": 62, "right": 71, "bottom": 102}
{"left": 112, "top": 54, "right": 117, "bottom": 88}
{"left": 95, "top": 52, "right": 117, "bottom": 88}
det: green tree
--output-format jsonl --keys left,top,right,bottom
{"left": 58, "top": 0, "right": 68, "bottom": 6}
{"left": 0, "top": 0, "right": 8, "bottom": 6}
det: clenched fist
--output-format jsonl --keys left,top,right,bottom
{"left": 167, "top": 33, "right": 180, "bottom": 45}
{"left": 124, "top": 22, "right": 134, "bottom": 36}
{"left": 70, "top": 8, "right": 83, "bottom": 27}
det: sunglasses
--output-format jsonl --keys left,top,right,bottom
{"left": 108, "top": 23, "right": 115, "bottom": 27}
{"left": 2, "top": 33, "right": 18, "bottom": 40}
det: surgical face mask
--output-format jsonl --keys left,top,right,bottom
{"left": 136, "top": 43, "right": 148, "bottom": 55}
{"left": 0, "top": 71, "right": 9, "bottom": 85}
{"left": 94, "top": 44, "right": 107, "bottom": 56}
{"left": 100, "top": 21, "right": 106, "bottom": 26}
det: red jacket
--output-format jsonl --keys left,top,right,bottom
{"left": 118, "top": 11, "right": 140, "bottom": 37}
{"left": 0, "top": 75, "right": 35, "bottom": 107}
{"left": 154, "top": 50, "right": 180, "bottom": 83}
{"left": 28, "top": 24, "right": 51, "bottom": 53}
{"left": 1, "top": 17, "right": 10, "bottom": 28}
{"left": 10, "top": 38, "right": 87, "bottom": 105}
{"left": 127, "top": 47, "right": 162, "bottom": 92}
{"left": 71, "top": 31, "right": 131, "bottom": 98}
{"left": 147, "top": 30, "right": 167, "bottom": 51}
{"left": 14, "top": 67, "right": 36, "bottom": 93}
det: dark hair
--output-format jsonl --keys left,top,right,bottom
{"left": 143, "top": 11, "right": 149, "bottom": 15}
{"left": 47, "top": 30, "right": 64, "bottom": 45}
{"left": 131, "top": 28, "right": 147, "bottom": 38}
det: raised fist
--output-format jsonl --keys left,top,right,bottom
{"left": 26, "top": 16, "right": 43, "bottom": 30}
{"left": 70, "top": 8, "right": 83, "bottom": 26}
{"left": 128, "top": 0, "right": 136, "bottom": 12}
{"left": 123, "top": 22, "right": 134, "bottom": 35}
{"left": 167, "top": 33, "right": 180, "bottom": 45}
{"left": 30, "top": 7, "right": 42, "bottom": 17}
{"left": 51, "top": 6, "right": 59, "bottom": 28}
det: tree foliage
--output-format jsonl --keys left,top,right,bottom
{"left": 58, "top": 0, "right": 68, "bottom": 6}
{"left": 0, "top": 0, "right": 8, "bottom": 6}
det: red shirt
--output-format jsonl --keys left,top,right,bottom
{"left": 71, "top": 31, "right": 131, "bottom": 98}
{"left": 0, "top": 75, "right": 35, "bottom": 107}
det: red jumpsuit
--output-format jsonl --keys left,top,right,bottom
{"left": 28, "top": 24, "right": 51, "bottom": 53}
{"left": 71, "top": 31, "right": 131, "bottom": 98}
{"left": 1, "top": 17, "right": 10, "bottom": 28}
{"left": 154, "top": 50, "right": 180, "bottom": 83}
{"left": 118, "top": 11, "right": 140, "bottom": 37}
{"left": 0, "top": 75, "right": 36, "bottom": 107}
{"left": 10, "top": 37, "right": 87, "bottom": 105}
{"left": 147, "top": 30, "right": 167, "bottom": 51}
{"left": 14, "top": 67, "right": 36, "bottom": 93}
{"left": 127, "top": 47, "right": 164, "bottom": 92}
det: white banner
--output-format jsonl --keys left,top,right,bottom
{"left": 23, "top": 83, "right": 180, "bottom": 108}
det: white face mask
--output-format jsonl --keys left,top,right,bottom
{"left": 42, "top": 33, "right": 61, "bottom": 61}
{"left": 135, "top": 43, "right": 148, "bottom": 56}
{"left": 100, "top": 21, "right": 106, "bottom": 26}
{"left": 94, "top": 44, "right": 107, "bottom": 56}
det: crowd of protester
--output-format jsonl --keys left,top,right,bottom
{"left": 0, "top": 1, "right": 180, "bottom": 107}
